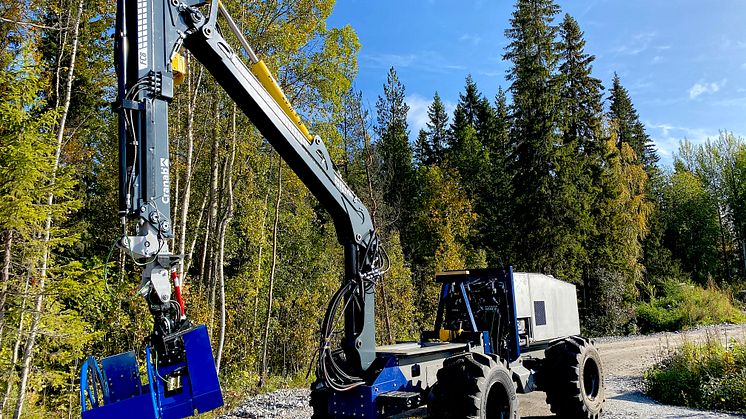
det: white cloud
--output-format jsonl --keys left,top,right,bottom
{"left": 362, "top": 51, "right": 466, "bottom": 74}
{"left": 361, "top": 53, "right": 418, "bottom": 69}
{"left": 688, "top": 79, "right": 727, "bottom": 99}
{"left": 406, "top": 94, "right": 456, "bottom": 135}
{"left": 612, "top": 32, "right": 657, "bottom": 56}
{"left": 478, "top": 70, "right": 502, "bottom": 77}
{"left": 458, "top": 33, "right": 482, "bottom": 46}
{"left": 406, "top": 94, "right": 431, "bottom": 135}
{"left": 646, "top": 122, "right": 719, "bottom": 166}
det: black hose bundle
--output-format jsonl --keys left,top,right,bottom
{"left": 316, "top": 232, "right": 391, "bottom": 392}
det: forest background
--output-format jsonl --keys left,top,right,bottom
{"left": 1, "top": 0, "right": 746, "bottom": 417}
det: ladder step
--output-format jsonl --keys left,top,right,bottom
{"left": 377, "top": 391, "right": 421, "bottom": 409}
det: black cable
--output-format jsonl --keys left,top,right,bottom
{"left": 318, "top": 281, "right": 365, "bottom": 391}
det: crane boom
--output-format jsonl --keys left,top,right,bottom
{"left": 114, "top": 0, "right": 380, "bottom": 391}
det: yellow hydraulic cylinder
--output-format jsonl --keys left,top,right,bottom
{"left": 171, "top": 53, "right": 187, "bottom": 86}
{"left": 250, "top": 60, "right": 312, "bottom": 142}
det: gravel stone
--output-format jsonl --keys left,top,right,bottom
{"left": 220, "top": 324, "right": 746, "bottom": 418}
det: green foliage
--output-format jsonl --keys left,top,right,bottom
{"left": 676, "top": 133, "right": 746, "bottom": 281}
{"left": 375, "top": 231, "right": 417, "bottom": 343}
{"left": 583, "top": 131, "right": 652, "bottom": 335}
{"left": 636, "top": 280, "right": 745, "bottom": 334}
{"left": 645, "top": 338, "right": 746, "bottom": 413}
{"left": 0, "top": 44, "right": 58, "bottom": 240}
{"left": 583, "top": 268, "right": 636, "bottom": 336}
{"left": 407, "top": 165, "right": 480, "bottom": 327}
{"left": 661, "top": 166, "right": 723, "bottom": 284}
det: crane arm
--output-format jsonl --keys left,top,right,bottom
{"left": 114, "top": 0, "right": 382, "bottom": 388}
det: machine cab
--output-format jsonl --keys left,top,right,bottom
{"left": 427, "top": 267, "right": 521, "bottom": 363}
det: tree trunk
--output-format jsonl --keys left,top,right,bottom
{"left": 66, "top": 359, "right": 78, "bottom": 419}
{"left": 177, "top": 65, "right": 204, "bottom": 280}
{"left": 207, "top": 102, "right": 220, "bottom": 338}
{"left": 2, "top": 273, "right": 30, "bottom": 418}
{"left": 183, "top": 192, "right": 208, "bottom": 281}
{"left": 215, "top": 106, "right": 237, "bottom": 373}
{"left": 259, "top": 160, "right": 282, "bottom": 386}
{"left": 14, "top": 1, "right": 84, "bottom": 416}
{"left": 251, "top": 189, "right": 270, "bottom": 357}
{"left": 0, "top": 230, "right": 12, "bottom": 340}
{"left": 717, "top": 205, "right": 731, "bottom": 282}
{"left": 197, "top": 206, "right": 211, "bottom": 293}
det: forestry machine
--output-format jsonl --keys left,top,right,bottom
{"left": 79, "top": 0, "right": 606, "bottom": 418}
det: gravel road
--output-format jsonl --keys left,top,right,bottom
{"left": 220, "top": 324, "right": 746, "bottom": 419}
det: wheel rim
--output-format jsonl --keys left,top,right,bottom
{"left": 485, "top": 381, "right": 511, "bottom": 419}
{"left": 582, "top": 357, "right": 601, "bottom": 400}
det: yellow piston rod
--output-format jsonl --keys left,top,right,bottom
{"left": 217, "top": 1, "right": 313, "bottom": 142}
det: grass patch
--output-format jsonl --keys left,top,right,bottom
{"left": 644, "top": 336, "right": 746, "bottom": 413}
{"left": 636, "top": 280, "right": 746, "bottom": 334}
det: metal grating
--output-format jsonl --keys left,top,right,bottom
{"left": 534, "top": 301, "right": 546, "bottom": 326}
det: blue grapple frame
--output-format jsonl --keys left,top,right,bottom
{"left": 80, "top": 325, "right": 223, "bottom": 419}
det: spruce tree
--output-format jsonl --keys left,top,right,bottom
{"left": 414, "top": 129, "right": 432, "bottom": 167}
{"left": 448, "top": 75, "right": 482, "bottom": 155}
{"left": 415, "top": 92, "right": 449, "bottom": 167}
{"left": 493, "top": 87, "right": 511, "bottom": 157}
{"left": 427, "top": 93, "right": 449, "bottom": 165}
{"left": 476, "top": 88, "right": 513, "bottom": 266}
{"left": 448, "top": 77, "right": 489, "bottom": 190}
{"left": 375, "top": 67, "right": 414, "bottom": 232}
{"left": 608, "top": 74, "right": 659, "bottom": 173}
{"left": 503, "top": 0, "right": 562, "bottom": 274}
{"left": 558, "top": 14, "right": 603, "bottom": 156}
{"left": 554, "top": 13, "right": 604, "bottom": 283}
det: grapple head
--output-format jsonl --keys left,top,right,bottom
{"left": 80, "top": 324, "right": 223, "bottom": 419}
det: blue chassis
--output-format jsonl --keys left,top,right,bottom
{"left": 328, "top": 267, "right": 521, "bottom": 418}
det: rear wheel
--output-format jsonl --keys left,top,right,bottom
{"left": 542, "top": 336, "right": 605, "bottom": 419}
{"left": 431, "top": 352, "right": 518, "bottom": 419}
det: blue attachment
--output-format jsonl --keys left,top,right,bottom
{"left": 328, "top": 356, "right": 410, "bottom": 418}
{"left": 81, "top": 350, "right": 158, "bottom": 419}
{"left": 80, "top": 355, "right": 109, "bottom": 410}
{"left": 80, "top": 325, "right": 223, "bottom": 419}
{"left": 482, "top": 331, "right": 492, "bottom": 355}
{"left": 459, "top": 282, "right": 478, "bottom": 332}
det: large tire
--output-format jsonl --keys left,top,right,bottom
{"left": 431, "top": 352, "right": 518, "bottom": 419}
{"left": 542, "top": 336, "right": 605, "bottom": 419}
{"left": 310, "top": 380, "right": 331, "bottom": 419}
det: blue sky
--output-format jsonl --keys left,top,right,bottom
{"left": 327, "top": 0, "right": 746, "bottom": 167}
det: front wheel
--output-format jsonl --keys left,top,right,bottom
{"left": 430, "top": 352, "right": 518, "bottom": 419}
{"left": 542, "top": 336, "right": 605, "bottom": 418}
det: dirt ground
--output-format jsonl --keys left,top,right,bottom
{"left": 519, "top": 324, "right": 746, "bottom": 418}
{"left": 221, "top": 324, "right": 746, "bottom": 418}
